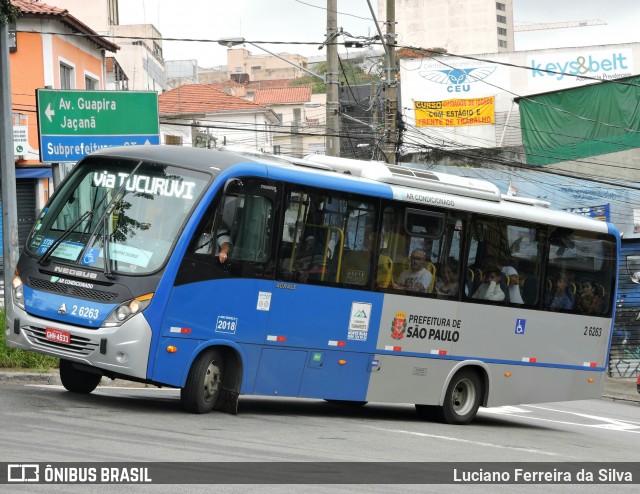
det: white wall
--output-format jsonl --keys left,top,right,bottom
{"left": 160, "top": 112, "right": 274, "bottom": 151}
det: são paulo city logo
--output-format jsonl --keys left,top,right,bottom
{"left": 391, "top": 311, "right": 462, "bottom": 342}
{"left": 391, "top": 311, "right": 407, "bottom": 340}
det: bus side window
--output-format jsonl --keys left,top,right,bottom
{"left": 185, "top": 177, "right": 276, "bottom": 279}
{"left": 465, "top": 219, "right": 544, "bottom": 306}
{"left": 277, "top": 186, "right": 377, "bottom": 287}
{"left": 545, "top": 229, "right": 616, "bottom": 317}
{"left": 381, "top": 204, "right": 450, "bottom": 296}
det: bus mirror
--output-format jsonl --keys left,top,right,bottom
{"left": 632, "top": 272, "right": 640, "bottom": 284}
{"left": 224, "top": 178, "right": 244, "bottom": 195}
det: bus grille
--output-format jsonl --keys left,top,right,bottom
{"left": 28, "top": 277, "right": 118, "bottom": 302}
{"left": 23, "top": 326, "right": 98, "bottom": 356}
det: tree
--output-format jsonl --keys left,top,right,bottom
{"left": 1, "top": 0, "right": 21, "bottom": 25}
{"left": 396, "top": 47, "right": 448, "bottom": 59}
{"left": 291, "top": 60, "right": 381, "bottom": 94}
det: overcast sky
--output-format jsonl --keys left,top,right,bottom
{"left": 118, "top": 0, "right": 640, "bottom": 67}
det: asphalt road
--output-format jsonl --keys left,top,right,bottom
{"left": 0, "top": 375, "right": 638, "bottom": 493}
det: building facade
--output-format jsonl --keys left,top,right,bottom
{"left": 7, "top": 0, "right": 118, "bottom": 251}
{"left": 158, "top": 84, "right": 279, "bottom": 151}
{"left": 226, "top": 47, "right": 310, "bottom": 83}
{"left": 399, "top": 42, "right": 639, "bottom": 185}
{"left": 253, "top": 86, "right": 325, "bottom": 156}
{"left": 378, "top": 0, "right": 515, "bottom": 54}
{"left": 49, "top": 0, "right": 166, "bottom": 92}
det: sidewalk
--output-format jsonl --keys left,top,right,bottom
{"left": 0, "top": 369, "right": 637, "bottom": 402}
{"left": 602, "top": 375, "right": 639, "bottom": 403}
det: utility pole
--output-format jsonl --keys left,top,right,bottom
{"left": 367, "top": 0, "right": 398, "bottom": 164}
{"left": 325, "top": 0, "right": 340, "bottom": 156}
{"left": 1, "top": 21, "right": 19, "bottom": 304}
{"left": 383, "top": 0, "right": 398, "bottom": 164}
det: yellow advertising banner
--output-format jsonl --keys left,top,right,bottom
{"left": 414, "top": 97, "right": 495, "bottom": 127}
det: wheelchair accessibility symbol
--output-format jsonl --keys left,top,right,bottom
{"left": 81, "top": 247, "right": 101, "bottom": 266}
{"left": 515, "top": 319, "right": 526, "bottom": 335}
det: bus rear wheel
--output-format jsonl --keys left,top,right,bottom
{"left": 59, "top": 359, "right": 102, "bottom": 394}
{"left": 415, "top": 369, "right": 482, "bottom": 425}
{"left": 181, "top": 348, "right": 224, "bottom": 414}
{"left": 442, "top": 369, "right": 482, "bottom": 425}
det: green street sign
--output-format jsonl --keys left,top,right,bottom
{"left": 37, "top": 89, "right": 160, "bottom": 162}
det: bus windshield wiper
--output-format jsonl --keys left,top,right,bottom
{"left": 38, "top": 209, "right": 94, "bottom": 266}
{"left": 102, "top": 215, "right": 114, "bottom": 279}
{"left": 78, "top": 160, "right": 145, "bottom": 276}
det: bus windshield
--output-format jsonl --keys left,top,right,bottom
{"left": 25, "top": 157, "right": 210, "bottom": 274}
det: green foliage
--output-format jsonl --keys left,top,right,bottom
{"left": 1, "top": 0, "right": 22, "bottom": 25}
{"left": 291, "top": 60, "right": 381, "bottom": 94}
{"left": 0, "top": 309, "right": 58, "bottom": 370}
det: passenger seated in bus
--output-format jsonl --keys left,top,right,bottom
{"left": 394, "top": 249, "right": 433, "bottom": 293}
{"left": 577, "top": 280, "right": 601, "bottom": 314}
{"left": 436, "top": 259, "right": 459, "bottom": 296}
{"left": 544, "top": 274, "right": 573, "bottom": 310}
{"left": 472, "top": 269, "right": 505, "bottom": 301}
{"left": 501, "top": 266, "right": 523, "bottom": 304}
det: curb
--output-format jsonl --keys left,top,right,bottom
{"left": 601, "top": 376, "right": 639, "bottom": 403}
{"left": 0, "top": 371, "right": 150, "bottom": 388}
{"left": 0, "top": 371, "right": 60, "bottom": 385}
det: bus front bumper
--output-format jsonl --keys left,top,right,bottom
{"left": 5, "top": 302, "right": 151, "bottom": 380}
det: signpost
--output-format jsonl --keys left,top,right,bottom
{"left": 37, "top": 89, "right": 160, "bottom": 163}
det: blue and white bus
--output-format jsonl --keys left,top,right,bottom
{"left": 6, "top": 146, "right": 619, "bottom": 424}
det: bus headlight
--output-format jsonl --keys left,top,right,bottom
{"left": 12, "top": 276, "right": 25, "bottom": 310}
{"left": 102, "top": 293, "right": 154, "bottom": 327}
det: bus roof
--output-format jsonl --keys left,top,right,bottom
{"left": 88, "top": 146, "right": 612, "bottom": 235}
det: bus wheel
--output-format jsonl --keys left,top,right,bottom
{"left": 181, "top": 348, "right": 224, "bottom": 414}
{"left": 441, "top": 369, "right": 482, "bottom": 425}
{"left": 59, "top": 360, "right": 102, "bottom": 394}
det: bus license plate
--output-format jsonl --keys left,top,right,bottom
{"left": 46, "top": 327, "right": 71, "bottom": 344}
